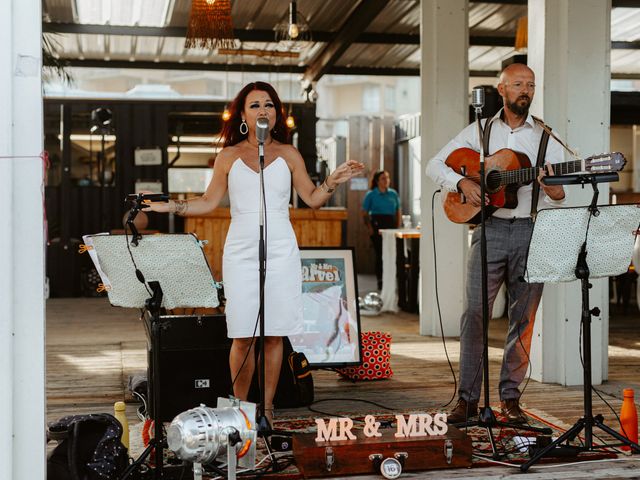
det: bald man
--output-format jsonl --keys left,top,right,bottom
{"left": 426, "top": 64, "right": 567, "bottom": 424}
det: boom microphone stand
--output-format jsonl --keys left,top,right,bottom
{"left": 457, "top": 88, "right": 551, "bottom": 458}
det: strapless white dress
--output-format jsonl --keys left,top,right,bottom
{"left": 223, "top": 157, "right": 303, "bottom": 338}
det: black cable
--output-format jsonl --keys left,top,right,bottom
{"left": 306, "top": 398, "right": 395, "bottom": 420}
{"left": 431, "top": 189, "right": 458, "bottom": 409}
{"left": 123, "top": 207, "right": 152, "bottom": 296}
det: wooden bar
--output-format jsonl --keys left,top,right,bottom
{"left": 184, "top": 207, "right": 347, "bottom": 279}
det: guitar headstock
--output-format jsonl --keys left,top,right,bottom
{"left": 584, "top": 152, "right": 627, "bottom": 172}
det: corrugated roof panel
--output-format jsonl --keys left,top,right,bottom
{"left": 470, "top": 3, "right": 525, "bottom": 35}
{"left": 231, "top": 0, "right": 287, "bottom": 30}
{"left": 297, "top": 0, "right": 360, "bottom": 33}
{"left": 612, "top": 8, "right": 640, "bottom": 41}
{"left": 136, "top": 37, "right": 163, "bottom": 59}
{"left": 612, "top": 49, "right": 640, "bottom": 73}
{"left": 167, "top": 0, "right": 191, "bottom": 27}
{"left": 43, "top": 0, "right": 75, "bottom": 22}
{"left": 367, "top": 0, "right": 420, "bottom": 34}
{"left": 469, "top": 46, "right": 514, "bottom": 71}
{"left": 43, "top": 1, "right": 640, "bottom": 77}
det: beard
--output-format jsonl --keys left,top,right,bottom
{"left": 506, "top": 95, "right": 531, "bottom": 116}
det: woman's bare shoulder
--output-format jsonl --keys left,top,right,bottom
{"left": 215, "top": 145, "right": 241, "bottom": 171}
{"left": 276, "top": 143, "right": 303, "bottom": 164}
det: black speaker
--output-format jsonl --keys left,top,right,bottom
{"left": 146, "top": 314, "right": 232, "bottom": 422}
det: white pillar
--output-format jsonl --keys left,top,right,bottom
{"left": 0, "top": 0, "right": 45, "bottom": 478}
{"left": 420, "top": 0, "right": 469, "bottom": 336}
{"left": 528, "top": 0, "right": 611, "bottom": 385}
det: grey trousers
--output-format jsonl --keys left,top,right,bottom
{"left": 459, "top": 217, "right": 543, "bottom": 403}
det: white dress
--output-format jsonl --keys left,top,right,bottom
{"left": 223, "top": 157, "right": 304, "bottom": 338}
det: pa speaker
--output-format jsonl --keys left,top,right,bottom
{"left": 147, "top": 314, "right": 232, "bottom": 422}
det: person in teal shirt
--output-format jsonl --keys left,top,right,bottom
{"left": 362, "top": 170, "right": 402, "bottom": 290}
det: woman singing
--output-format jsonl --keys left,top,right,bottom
{"left": 146, "top": 82, "right": 364, "bottom": 426}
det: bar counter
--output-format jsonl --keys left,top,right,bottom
{"left": 184, "top": 207, "right": 347, "bottom": 279}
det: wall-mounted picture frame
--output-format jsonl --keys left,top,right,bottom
{"left": 290, "top": 247, "right": 362, "bottom": 368}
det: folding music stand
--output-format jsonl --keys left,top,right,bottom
{"left": 83, "top": 233, "right": 220, "bottom": 479}
{"left": 520, "top": 201, "right": 640, "bottom": 472}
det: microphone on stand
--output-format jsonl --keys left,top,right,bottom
{"left": 471, "top": 86, "right": 485, "bottom": 111}
{"left": 256, "top": 118, "right": 269, "bottom": 165}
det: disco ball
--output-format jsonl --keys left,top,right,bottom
{"left": 359, "top": 291, "right": 383, "bottom": 315}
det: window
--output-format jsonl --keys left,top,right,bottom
{"left": 362, "top": 85, "right": 380, "bottom": 113}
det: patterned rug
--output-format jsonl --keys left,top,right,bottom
{"left": 129, "top": 407, "right": 619, "bottom": 478}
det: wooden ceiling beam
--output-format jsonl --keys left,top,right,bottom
{"left": 301, "top": 0, "right": 389, "bottom": 85}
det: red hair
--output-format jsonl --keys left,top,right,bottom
{"left": 220, "top": 81, "right": 289, "bottom": 147}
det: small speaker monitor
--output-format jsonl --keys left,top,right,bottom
{"left": 146, "top": 314, "right": 232, "bottom": 422}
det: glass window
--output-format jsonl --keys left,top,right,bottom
{"left": 362, "top": 85, "right": 380, "bottom": 113}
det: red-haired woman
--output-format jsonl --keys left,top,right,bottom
{"left": 146, "top": 82, "right": 364, "bottom": 425}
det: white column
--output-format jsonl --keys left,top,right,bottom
{"left": 528, "top": 0, "right": 611, "bottom": 385}
{"left": 0, "top": 0, "right": 45, "bottom": 478}
{"left": 420, "top": 0, "right": 469, "bottom": 336}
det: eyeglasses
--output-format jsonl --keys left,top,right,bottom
{"left": 505, "top": 81, "right": 536, "bottom": 90}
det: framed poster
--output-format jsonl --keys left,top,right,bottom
{"left": 289, "top": 247, "right": 362, "bottom": 367}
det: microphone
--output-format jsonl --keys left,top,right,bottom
{"left": 471, "top": 86, "right": 485, "bottom": 110}
{"left": 256, "top": 118, "right": 269, "bottom": 144}
{"left": 127, "top": 193, "right": 169, "bottom": 204}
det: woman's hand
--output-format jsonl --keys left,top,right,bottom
{"left": 138, "top": 191, "right": 172, "bottom": 213}
{"left": 326, "top": 160, "right": 365, "bottom": 187}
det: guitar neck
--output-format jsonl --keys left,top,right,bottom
{"left": 499, "top": 159, "right": 583, "bottom": 185}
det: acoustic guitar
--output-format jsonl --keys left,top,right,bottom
{"left": 443, "top": 148, "right": 626, "bottom": 224}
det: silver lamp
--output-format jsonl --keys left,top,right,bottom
{"left": 167, "top": 398, "right": 257, "bottom": 480}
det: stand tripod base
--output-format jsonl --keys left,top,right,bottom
{"left": 521, "top": 414, "right": 640, "bottom": 472}
{"left": 454, "top": 406, "right": 553, "bottom": 460}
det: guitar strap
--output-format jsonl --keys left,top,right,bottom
{"left": 482, "top": 117, "right": 495, "bottom": 155}
{"left": 482, "top": 112, "right": 552, "bottom": 218}
{"left": 530, "top": 125, "right": 551, "bottom": 218}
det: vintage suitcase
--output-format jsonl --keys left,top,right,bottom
{"left": 293, "top": 425, "right": 472, "bottom": 477}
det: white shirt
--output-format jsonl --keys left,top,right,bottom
{"left": 426, "top": 109, "right": 567, "bottom": 219}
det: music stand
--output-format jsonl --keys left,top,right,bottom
{"left": 83, "top": 233, "right": 220, "bottom": 479}
{"left": 520, "top": 181, "right": 640, "bottom": 471}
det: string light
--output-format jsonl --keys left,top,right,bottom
{"left": 286, "top": 109, "right": 296, "bottom": 129}
{"left": 288, "top": 1, "right": 299, "bottom": 39}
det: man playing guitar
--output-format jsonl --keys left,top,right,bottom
{"left": 426, "top": 63, "right": 566, "bottom": 424}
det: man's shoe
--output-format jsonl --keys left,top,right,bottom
{"left": 447, "top": 398, "right": 478, "bottom": 424}
{"left": 500, "top": 398, "right": 527, "bottom": 424}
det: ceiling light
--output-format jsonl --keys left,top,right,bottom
{"left": 222, "top": 106, "right": 232, "bottom": 122}
{"left": 170, "top": 136, "right": 221, "bottom": 143}
{"left": 275, "top": 0, "right": 311, "bottom": 45}
{"left": 185, "top": 0, "right": 235, "bottom": 50}
{"left": 288, "top": 1, "right": 299, "bottom": 40}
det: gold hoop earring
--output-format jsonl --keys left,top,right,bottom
{"left": 239, "top": 120, "right": 248, "bottom": 135}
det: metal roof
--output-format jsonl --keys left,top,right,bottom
{"left": 42, "top": 0, "right": 640, "bottom": 80}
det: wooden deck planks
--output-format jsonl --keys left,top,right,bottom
{"left": 45, "top": 297, "right": 640, "bottom": 478}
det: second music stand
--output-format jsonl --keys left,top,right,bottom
{"left": 520, "top": 174, "right": 640, "bottom": 471}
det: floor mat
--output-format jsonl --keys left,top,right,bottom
{"left": 128, "top": 406, "right": 620, "bottom": 478}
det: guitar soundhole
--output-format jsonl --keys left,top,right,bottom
{"left": 486, "top": 170, "right": 502, "bottom": 193}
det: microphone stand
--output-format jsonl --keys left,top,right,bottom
{"left": 456, "top": 95, "right": 552, "bottom": 458}
{"left": 256, "top": 138, "right": 270, "bottom": 434}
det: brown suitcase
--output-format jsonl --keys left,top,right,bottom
{"left": 292, "top": 425, "right": 472, "bottom": 477}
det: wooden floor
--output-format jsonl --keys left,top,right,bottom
{"left": 46, "top": 296, "right": 640, "bottom": 478}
